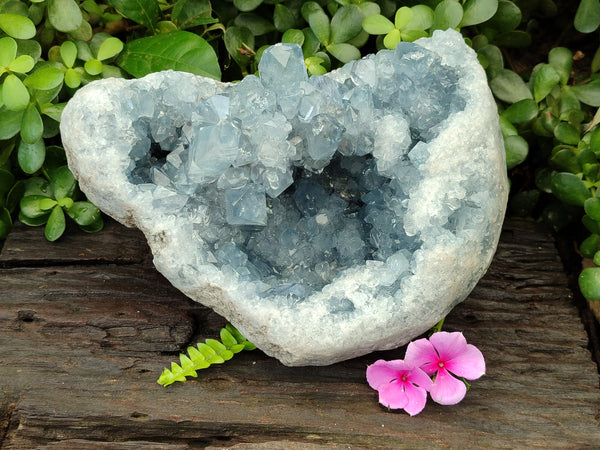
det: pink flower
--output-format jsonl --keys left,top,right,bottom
{"left": 366, "top": 359, "right": 433, "bottom": 415}
{"left": 405, "top": 331, "right": 485, "bottom": 405}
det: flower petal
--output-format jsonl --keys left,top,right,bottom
{"left": 384, "top": 359, "right": 416, "bottom": 372}
{"left": 428, "top": 331, "right": 468, "bottom": 361}
{"left": 445, "top": 344, "right": 486, "bottom": 380}
{"left": 378, "top": 380, "right": 408, "bottom": 410}
{"left": 429, "top": 368, "right": 467, "bottom": 405}
{"left": 366, "top": 359, "right": 401, "bottom": 390}
{"left": 402, "top": 381, "right": 429, "bottom": 416}
{"left": 408, "top": 366, "right": 433, "bottom": 392}
{"left": 405, "top": 338, "right": 439, "bottom": 374}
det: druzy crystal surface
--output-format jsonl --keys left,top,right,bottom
{"left": 61, "top": 30, "right": 508, "bottom": 366}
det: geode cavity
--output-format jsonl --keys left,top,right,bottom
{"left": 60, "top": 29, "right": 508, "bottom": 366}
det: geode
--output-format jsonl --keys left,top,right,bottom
{"left": 60, "top": 29, "right": 508, "bottom": 366}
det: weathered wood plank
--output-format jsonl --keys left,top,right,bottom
{"left": 0, "top": 220, "right": 599, "bottom": 448}
{"left": 0, "top": 219, "right": 148, "bottom": 266}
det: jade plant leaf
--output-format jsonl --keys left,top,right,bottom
{"left": 485, "top": 0, "right": 521, "bottom": 31}
{"left": 24, "top": 67, "right": 65, "bottom": 90}
{"left": 553, "top": 122, "right": 580, "bottom": 145}
{"left": 585, "top": 197, "right": 600, "bottom": 221}
{"left": 41, "top": 103, "right": 66, "bottom": 122}
{"left": 501, "top": 98, "right": 538, "bottom": 124}
{"left": 50, "top": 166, "right": 77, "bottom": 199}
{"left": 580, "top": 234, "right": 600, "bottom": 258}
{"left": 39, "top": 197, "right": 58, "bottom": 210}
{"left": 533, "top": 64, "right": 560, "bottom": 103}
{"left": 551, "top": 172, "right": 591, "bottom": 206}
{"left": 579, "top": 267, "right": 600, "bottom": 300}
{"left": 9, "top": 55, "right": 35, "bottom": 74}
{"left": 274, "top": 4, "right": 295, "bottom": 32}
{"left": 548, "top": 47, "right": 572, "bottom": 85}
{"left": 405, "top": 5, "right": 434, "bottom": 30}
{"left": 80, "top": 218, "right": 104, "bottom": 233}
{"left": 504, "top": 134, "right": 528, "bottom": 169}
{"left": 575, "top": 0, "right": 600, "bottom": 33}
{"left": 394, "top": 7, "right": 413, "bottom": 30}
{"left": 18, "top": 139, "right": 45, "bottom": 174}
{"left": 45, "top": 204, "right": 66, "bottom": 241}
{"left": 330, "top": 5, "right": 363, "bottom": 44}
{"left": 66, "top": 201, "right": 101, "bottom": 226}
{"left": 551, "top": 148, "right": 580, "bottom": 173}
{"left": 490, "top": 69, "right": 533, "bottom": 103}
{"left": 431, "top": 0, "right": 464, "bottom": 31}
{"left": 0, "top": 13, "right": 36, "bottom": 39}
{"left": 0, "top": 109, "right": 24, "bottom": 139}
{"left": 64, "top": 68, "right": 82, "bottom": 88}
{"left": 571, "top": 80, "right": 600, "bottom": 106}
{"left": 362, "top": 14, "right": 395, "bottom": 35}
{"left": 97, "top": 37, "right": 124, "bottom": 61}
{"left": 383, "top": 28, "right": 402, "bottom": 49}
{"left": 20, "top": 195, "right": 51, "bottom": 218}
{"left": 233, "top": 0, "right": 263, "bottom": 12}
{"left": 460, "top": 0, "right": 498, "bottom": 27}
{"left": 282, "top": 29, "right": 305, "bottom": 46}
{"left": 2, "top": 74, "right": 29, "bottom": 111}
{"left": 301, "top": 2, "right": 330, "bottom": 45}
{"left": 0, "top": 36, "right": 17, "bottom": 67}
{"left": 84, "top": 59, "right": 103, "bottom": 75}
{"left": 327, "top": 43, "right": 361, "bottom": 63}
{"left": 118, "top": 31, "right": 221, "bottom": 80}
{"left": 478, "top": 44, "right": 503, "bottom": 79}
{"left": 22, "top": 177, "right": 51, "bottom": 197}
{"left": 47, "top": 0, "right": 83, "bottom": 32}
{"left": 400, "top": 29, "right": 428, "bottom": 42}
{"left": 21, "top": 103, "right": 44, "bottom": 144}
{"left": 559, "top": 86, "right": 581, "bottom": 116}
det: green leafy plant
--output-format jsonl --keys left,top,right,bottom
{"left": 0, "top": 168, "right": 22, "bottom": 239}
{"left": 157, "top": 324, "right": 256, "bottom": 386}
{"left": 575, "top": 0, "right": 600, "bottom": 33}
{"left": 362, "top": 5, "right": 433, "bottom": 49}
{"left": 299, "top": 2, "right": 368, "bottom": 64}
{"left": 19, "top": 164, "right": 103, "bottom": 241}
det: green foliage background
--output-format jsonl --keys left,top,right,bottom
{"left": 2, "top": 0, "right": 600, "bottom": 298}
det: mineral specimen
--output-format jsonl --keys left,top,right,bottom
{"left": 60, "top": 29, "right": 508, "bottom": 366}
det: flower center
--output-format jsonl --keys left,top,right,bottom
{"left": 401, "top": 375, "right": 408, "bottom": 382}
{"left": 438, "top": 361, "right": 445, "bottom": 368}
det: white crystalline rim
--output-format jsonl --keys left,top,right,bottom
{"left": 61, "top": 29, "right": 508, "bottom": 366}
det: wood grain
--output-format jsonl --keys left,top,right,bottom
{"left": 1, "top": 220, "right": 599, "bottom": 448}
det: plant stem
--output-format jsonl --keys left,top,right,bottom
{"left": 430, "top": 317, "right": 445, "bottom": 335}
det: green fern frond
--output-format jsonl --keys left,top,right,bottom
{"left": 157, "top": 324, "right": 256, "bottom": 387}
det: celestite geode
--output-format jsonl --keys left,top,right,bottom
{"left": 60, "top": 29, "right": 508, "bottom": 366}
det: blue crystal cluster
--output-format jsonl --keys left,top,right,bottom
{"left": 125, "top": 42, "right": 464, "bottom": 297}
{"left": 62, "top": 29, "right": 508, "bottom": 365}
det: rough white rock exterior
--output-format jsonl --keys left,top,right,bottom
{"left": 60, "top": 29, "right": 508, "bottom": 366}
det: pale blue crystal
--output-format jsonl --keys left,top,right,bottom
{"left": 187, "top": 121, "right": 239, "bottom": 183}
{"left": 225, "top": 184, "right": 267, "bottom": 226}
